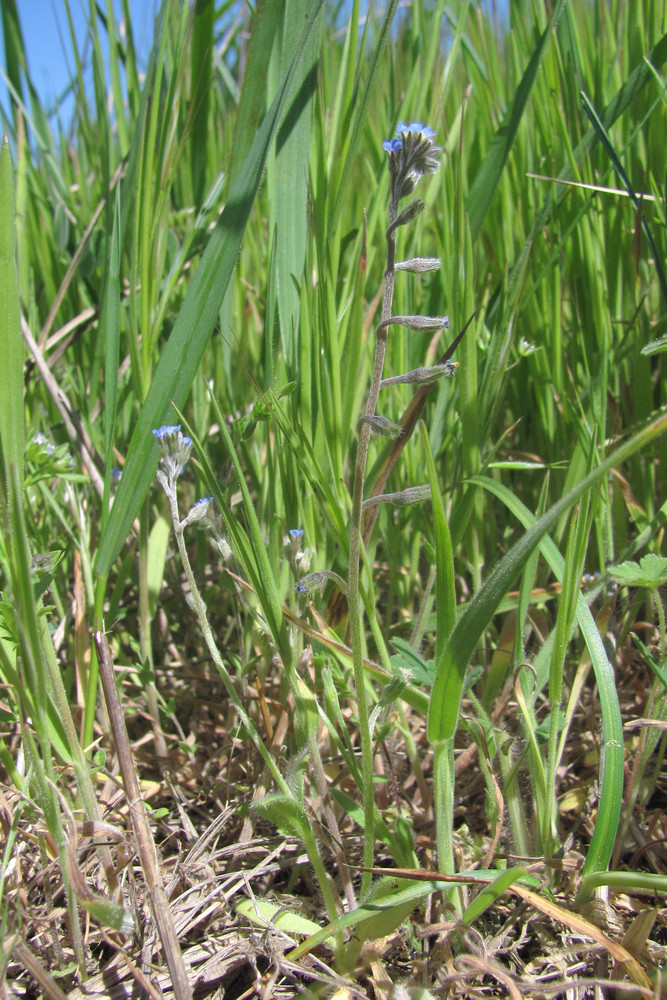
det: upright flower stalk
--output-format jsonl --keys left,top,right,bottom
{"left": 151, "top": 425, "right": 291, "bottom": 795}
{"left": 348, "top": 124, "right": 449, "bottom": 893}
{"left": 153, "top": 429, "right": 344, "bottom": 935}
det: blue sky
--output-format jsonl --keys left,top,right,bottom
{"left": 1, "top": 3, "right": 508, "bottom": 135}
{"left": 0, "top": 1, "right": 157, "bottom": 130}
{"left": 0, "top": 2, "right": 389, "bottom": 131}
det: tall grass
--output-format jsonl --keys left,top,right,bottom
{"left": 1, "top": 0, "right": 667, "bottom": 994}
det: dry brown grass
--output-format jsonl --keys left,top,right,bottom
{"left": 3, "top": 588, "right": 667, "bottom": 999}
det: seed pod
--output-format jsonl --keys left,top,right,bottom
{"left": 362, "top": 484, "right": 431, "bottom": 509}
{"left": 378, "top": 314, "right": 449, "bottom": 333}
{"left": 381, "top": 361, "right": 458, "bottom": 387}
{"left": 358, "top": 415, "right": 404, "bottom": 438}
{"left": 394, "top": 257, "right": 442, "bottom": 272}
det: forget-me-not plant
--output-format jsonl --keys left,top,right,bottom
{"left": 151, "top": 423, "right": 294, "bottom": 798}
{"left": 347, "top": 122, "right": 457, "bottom": 893}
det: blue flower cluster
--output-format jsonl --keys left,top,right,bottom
{"left": 383, "top": 121, "right": 441, "bottom": 202}
{"left": 382, "top": 121, "right": 436, "bottom": 154}
{"left": 152, "top": 424, "right": 193, "bottom": 483}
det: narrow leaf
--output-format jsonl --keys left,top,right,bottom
{"left": 329, "top": 0, "right": 399, "bottom": 234}
{"left": 95, "top": 2, "right": 324, "bottom": 577}
{"left": 0, "top": 133, "right": 24, "bottom": 496}
{"left": 580, "top": 89, "right": 667, "bottom": 310}
{"left": 421, "top": 423, "right": 456, "bottom": 660}
{"left": 466, "top": 0, "right": 567, "bottom": 241}
{"left": 272, "top": 0, "right": 322, "bottom": 369}
{"left": 427, "top": 409, "right": 667, "bottom": 745}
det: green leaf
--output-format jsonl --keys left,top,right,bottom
{"left": 456, "top": 474, "right": 627, "bottom": 881}
{"left": 466, "top": 0, "right": 567, "bottom": 242}
{"left": 94, "top": 1, "right": 325, "bottom": 577}
{"left": 146, "top": 515, "right": 170, "bottom": 620}
{"left": 427, "top": 409, "right": 667, "bottom": 745}
{"left": 236, "top": 898, "right": 322, "bottom": 937}
{"left": 609, "top": 554, "right": 667, "bottom": 589}
{"left": 0, "top": 133, "right": 24, "bottom": 496}
{"left": 286, "top": 874, "right": 515, "bottom": 962}
{"left": 270, "top": 0, "right": 322, "bottom": 370}
{"left": 329, "top": 0, "right": 400, "bottom": 234}
{"left": 80, "top": 896, "right": 134, "bottom": 935}
{"left": 391, "top": 636, "right": 434, "bottom": 687}
{"left": 421, "top": 423, "right": 456, "bottom": 660}
{"left": 463, "top": 868, "right": 530, "bottom": 924}
{"left": 252, "top": 795, "right": 311, "bottom": 841}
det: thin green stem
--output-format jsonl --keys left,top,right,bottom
{"left": 433, "top": 739, "right": 460, "bottom": 911}
{"left": 348, "top": 196, "right": 398, "bottom": 897}
{"left": 654, "top": 588, "right": 667, "bottom": 672}
{"left": 167, "top": 490, "right": 290, "bottom": 796}
{"left": 138, "top": 503, "right": 166, "bottom": 758}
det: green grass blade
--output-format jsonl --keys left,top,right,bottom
{"left": 229, "top": 0, "right": 283, "bottom": 178}
{"left": 0, "top": 134, "right": 24, "bottom": 496}
{"left": 102, "top": 191, "right": 121, "bottom": 474}
{"left": 632, "top": 633, "right": 667, "bottom": 690}
{"left": 0, "top": 0, "right": 24, "bottom": 126}
{"left": 580, "top": 88, "right": 667, "bottom": 310}
{"left": 270, "top": 0, "right": 322, "bottom": 371}
{"left": 579, "top": 870, "right": 667, "bottom": 899}
{"left": 466, "top": 0, "right": 567, "bottom": 243}
{"left": 463, "top": 867, "right": 530, "bottom": 924}
{"left": 183, "top": 400, "right": 292, "bottom": 670}
{"left": 95, "top": 1, "right": 324, "bottom": 577}
{"left": 427, "top": 409, "right": 667, "bottom": 745}
{"left": 189, "top": 0, "right": 215, "bottom": 208}
{"left": 322, "top": 0, "right": 358, "bottom": 184}
{"left": 420, "top": 422, "right": 456, "bottom": 659}
{"left": 459, "top": 473, "right": 625, "bottom": 879}
{"left": 287, "top": 871, "right": 518, "bottom": 962}
{"left": 329, "top": 0, "right": 399, "bottom": 236}
{"left": 504, "top": 30, "right": 667, "bottom": 299}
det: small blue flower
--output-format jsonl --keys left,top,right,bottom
{"left": 181, "top": 496, "right": 215, "bottom": 528}
{"left": 153, "top": 424, "right": 193, "bottom": 452}
{"left": 397, "top": 121, "right": 435, "bottom": 141}
{"left": 288, "top": 527, "right": 304, "bottom": 555}
{"left": 194, "top": 496, "right": 214, "bottom": 510}
{"left": 152, "top": 424, "right": 193, "bottom": 482}
{"left": 33, "top": 431, "right": 56, "bottom": 456}
{"left": 383, "top": 120, "right": 441, "bottom": 201}
{"left": 152, "top": 424, "right": 182, "bottom": 441}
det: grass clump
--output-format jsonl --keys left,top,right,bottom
{"left": 1, "top": 1, "right": 667, "bottom": 996}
